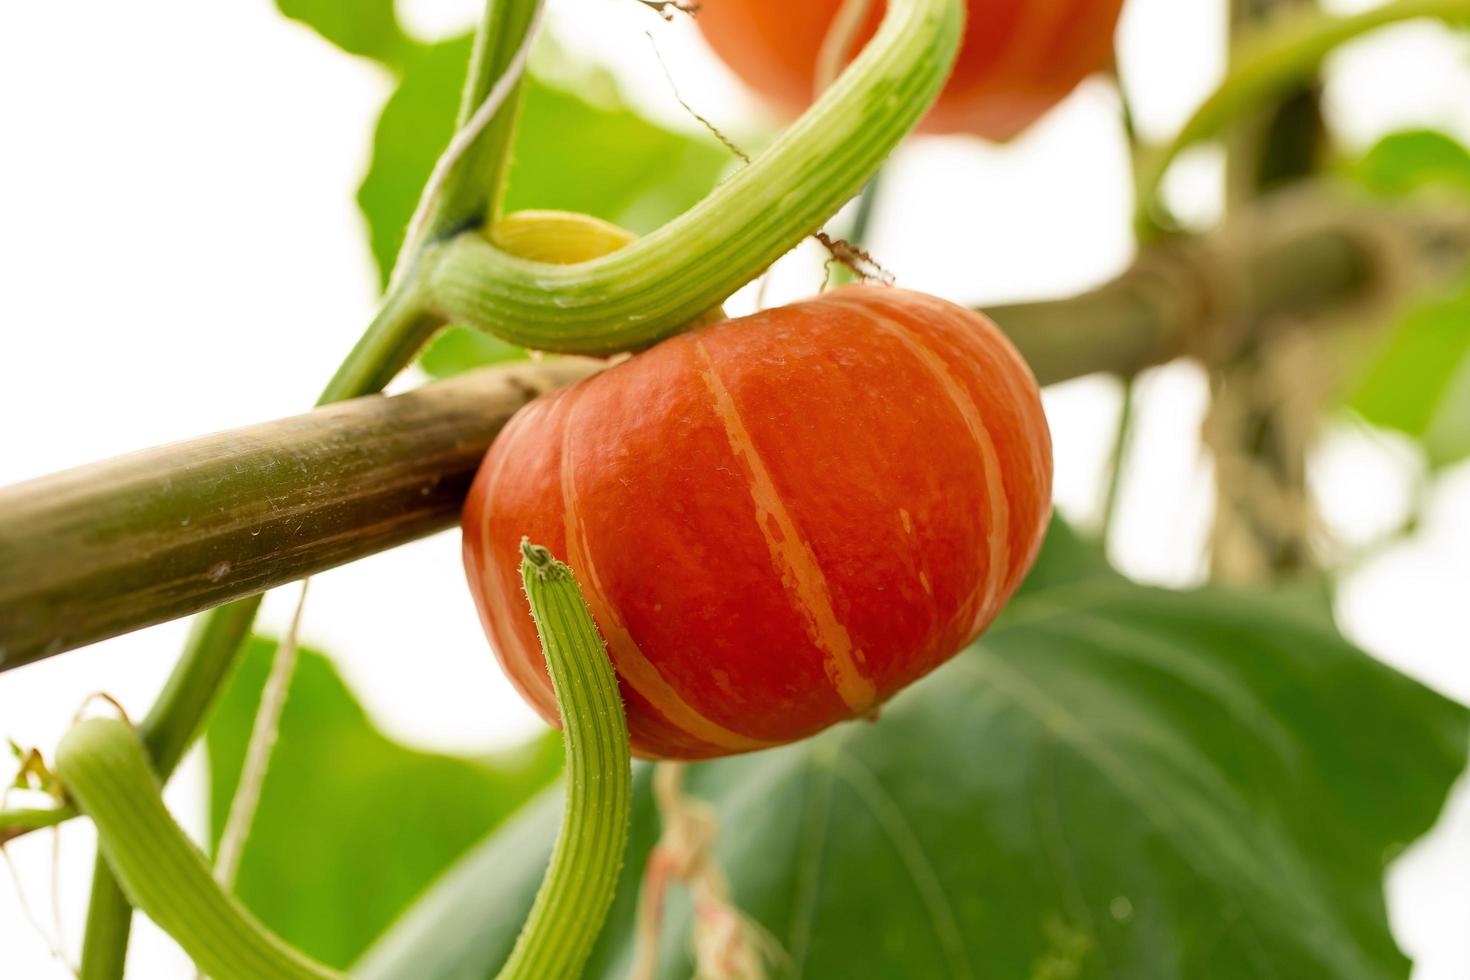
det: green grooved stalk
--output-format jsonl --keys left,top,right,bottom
{"left": 425, "top": 0, "right": 966, "bottom": 354}
{"left": 55, "top": 717, "right": 345, "bottom": 980}
{"left": 498, "top": 541, "right": 633, "bottom": 980}
{"left": 78, "top": 594, "right": 263, "bottom": 980}
{"left": 56, "top": 542, "right": 631, "bottom": 980}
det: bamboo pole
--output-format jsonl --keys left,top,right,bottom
{"left": 2, "top": 191, "right": 1466, "bottom": 672}
{"left": 0, "top": 359, "right": 600, "bottom": 671}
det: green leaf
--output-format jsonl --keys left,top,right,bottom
{"left": 355, "top": 527, "right": 1469, "bottom": 980}
{"left": 418, "top": 327, "right": 531, "bottom": 379}
{"left": 356, "top": 35, "right": 733, "bottom": 374}
{"left": 1350, "top": 279, "right": 1470, "bottom": 467}
{"left": 274, "top": 0, "right": 410, "bottom": 66}
{"left": 357, "top": 36, "right": 734, "bottom": 283}
{"left": 1350, "top": 129, "right": 1470, "bottom": 198}
{"left": 357, "top": 37, "right": 474, "bottom": 289}
{"left": 501, "top": 76, "right": 734, "bottom": 234}
{"left": 1343, "top": 131, "right": 1470, "bottom": 466}
{"left": 205, "top": 637, "right": 563, "bottom": 970}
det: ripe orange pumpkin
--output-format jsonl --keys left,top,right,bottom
{"left": 463, "top": 285, "right": 1052, "bottom": 759}
{"left": 695, "top": 0, "right": 1125, "bottom": 140}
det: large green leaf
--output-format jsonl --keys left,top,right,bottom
{"left": 355, "top": 523, "right": 1469, "bottom": 980}
{"left": 274, "top": 0, "right": 409, "bottom": 66}
{"left": 205, "top": 638, "right": 563, "bottom": 970}
{"left": 356, "top": 35, "right": 734, "bottom": 377}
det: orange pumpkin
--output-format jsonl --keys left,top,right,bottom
{"left": 695, "top": 0, "right": 1125, "bottom": 139}
{"left": 463, "top": 285, "right": 1052, "bottom": 759}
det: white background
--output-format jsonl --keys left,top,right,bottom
{"left": 1, "top": 0, "right": 1468, "bottom": 976}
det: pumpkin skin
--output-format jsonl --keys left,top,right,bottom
{"left": 695, "top": 0, "right": 1126, "bottom": 140}
{"left": 463, "top": 285, "right": 1052, "bottom": 759}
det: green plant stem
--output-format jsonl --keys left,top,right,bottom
{"left": 78, "top": 597, "right": 265, "bottom": 980}
{"left": 497, "top": 541, "right": 632, "bottom": 980}
{"left": 0, "top": 805, "right": 72, "bottom": 846}
{"left": 75, "top": 235, "right": 442, "bottom": 980}
{"left": 54, "top": 543, "right": 629, "bottom": 980}
{"left": 422, "top": 0, "right": 541, "bottom": 247}
{"left": 141, "top": 596, "right": 267, "bottom": 777}
{"left": 1136, "top": 0, "right": 1470, "bottom": 233}
{"left": 1114, "top": 67, "right": 1141, "bottom": 160}
{"left": 848, "top": 170, "right": 885, "bottom": 249}
{"left": 74, "top": 300, "right": 435, "bottom": 972}
{"left": 426, "top": 0, "right": 964, "bottom": 354}
{"left": 319, "top": 279, "right": 442, "bottom": 407}
{"left": 1099, "top": 379, "right": 1136, "bottom": 546}
{"left": 827, "top": 171, "right": 886, "bottom": 288}
{"left": 213, "top": 581, "right": 309, "bottom": 891}
{"left": 55, "top": 718, "right": 345, "bottom": 980}
{"left": 71, "top": 0, "right": 547, "bottom": 970}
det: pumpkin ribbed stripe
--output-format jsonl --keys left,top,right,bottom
{"left": 692, "top": 337, "right": 878, "bottom": 714}
{"left": 558, "top": 384, "right": 774, "bottom": 755}
{"left": 825, "top": 296, "right": 1012, "bottom": 641}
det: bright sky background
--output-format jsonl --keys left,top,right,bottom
{"left": 1, "top": 0, "right": 1468, "bottom": 976}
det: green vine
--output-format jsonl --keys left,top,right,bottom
{"left": 56, "top": 716, "right": 347, "bottom": 980}
{"left": 422, "top": 0, "right": 963, "bottom": 354}
{"left": 52, "top": 541, "right": 629, "bottom": 980}
{"left": 72, "top": 0, "right": 549, "bottom": 972}
{"left": 78, "top": 595, "right": 264, "bottom": 980}
{"left": 496, "top": 541, "right": 632, "bottom": 980}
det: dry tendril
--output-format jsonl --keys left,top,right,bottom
{"left": 630, "top": 763, "right": 781, "bottom": 980}
{"left": 637, "top": 0, "right": 700, "bottom": 20}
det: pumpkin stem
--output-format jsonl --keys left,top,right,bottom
{"left": 496, "top": 541, "right": 633, "bottom": 979}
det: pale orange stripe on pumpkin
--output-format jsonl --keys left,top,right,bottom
{"left": 828, "top": 297, "right": 1012, "bottom": 637}
{"left": 924, "top": 297, "right": 1053, "bottom": 589}
{"left": 692, "top": 337, "right": 879, "bottom": 714}
{"left": 896, "top": 294, "right": 1052, "bottom": 503}
{"left": 556, "top": 384, "right": 775, "bottom": 754}
{"left": 854, "top": 289, "right": 1053, "bottom": 594}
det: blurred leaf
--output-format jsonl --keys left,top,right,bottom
{"left": 1006, "top": 515, "right": 1117, "bottom": 598}
{"left": 356, "top": 525, "right": 1468, "bottom": 980}
{"left": 1350, "top": 129, "right": 1470, "bottom": 198}
{"left": 206, "top": 637, "right": 563, "bottom": 970}
{"left": 419, "top": 327, "right": 531, "bottom": 379}
{"left": 275, "top": 0, "right": 410, "bottom": 66}
{"left": 1350, "top": 280, "right": 1470, "bottom": 467}
{"left": 357, "top": 35, "right": 734, "bottom": 283}
{"left": 358, "top": 36, "right": 475, "bottom": 288}
{"left": 356, "top": 35, "right": 732, "bottom": 375}
{"left": 1344, "top": 131, "right": 1470, "bottom": 466}
{"left": 502, "top": 77, "right": 734, "bottom": 232}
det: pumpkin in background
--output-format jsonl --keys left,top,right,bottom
{"left": 695, "top": 0, "right": 1126, "bottom": 140}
